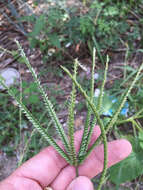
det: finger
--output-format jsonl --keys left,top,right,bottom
{"left": 67, "top": 176, "right": 94, "bottom": 190}
{"left": 51, "top": 139, "right": 132, "bottom": 190}
{"left": 79, "top": 139, "right": 132, "bottom": 177}
{"left": 10, "top": 126, "right": 101, "bottom": 188}
{"left": 0, "top": 176, "right": 42, "bottom": 190}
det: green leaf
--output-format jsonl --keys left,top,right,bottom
{"left": 29, "top": 38, "right": 40, "bottom": 48}
{"left": 109, "top": 137, "right": 143, "bottom": 185}
{"left": 94, "top": 93, "right": 112, "bottom": 115}
{"left": 30, "top": 83, "right": 38, "bottom": 91}
{"left": 19, "top": 15, "right": 35, "bottom": 22}
{"left": 29, "top": 95, "right": 39, "bottom": 104}
{"left": 49, "top": 33, "right": 61, "bottom": 48}
{"left": 139, "top": 131, "right": 143, "bottom": 149}
{"left": 29, "top": 15, "right": 45, "bottom": 37}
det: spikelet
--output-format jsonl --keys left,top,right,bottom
{"left": 78, "top": 48, "right": 96, "bottom": 158}
{"left": 97, "top": 55, "right": 109, "bottom": 112}
{"left": 15, "top": 41, "right": 70, "bottom": 155}
{"left": 0, "top": 77, "right": 71, "bottom": 164}
{"left": 61, "top": 65, "right": 108, "bottom": 189}
{"left": 67, "top": 59, "right": 78, "bottom": 166}
{"left": 106, "top": 61, "right": 143, "bottom": 133}
{"left": 85, "top": 56, "right": 109, "bottom": 150}
{"left": 61, "top": 66, "right": 106, "bottom": 143}
{"left": 81, "top": 61, "right": 143, "bottom": 165}
{"left": 2, "top": 42, "right": 142, "bottom": 190}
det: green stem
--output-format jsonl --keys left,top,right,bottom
{"left": 75, "top": 166, "right": 79, "bottom": 178}
{"left": 132, "top": 108, "right": 143, "bottom": 118}
{"left": 97, "top": 141, "right": 108, "bottom": 190}
{"left": 116, "top": 113, "right": 143, "bottom": 125}
{"left": 131, "top": 119, "right": 143, "bottom": 132}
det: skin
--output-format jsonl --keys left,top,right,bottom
{"left": 0, "top": 126, "right": 132, "bottom": 190}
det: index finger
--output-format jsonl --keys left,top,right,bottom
{"left": 10, "top": 126, "right": 101, "bottom": 187}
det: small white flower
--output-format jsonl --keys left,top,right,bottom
{"left": 94, "top": 89, "right": 100, "bottom": 97}
{"left": 0, "top": 68, "right": 20, "bottom": 90}
{"left": 112, "top": 99, "right": 117, "bottom": 103}
{"left": 94, "top": 73, "right": 99, "bottom": 80}
{"left": 62, "top": 13, "right": 69, "bottom": 21}
{"left": 65, "top": 42, "right": 71, "bottom": 48}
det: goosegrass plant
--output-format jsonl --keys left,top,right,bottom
{"left": 1, "top": 42, "right": 143, "bottom": 189}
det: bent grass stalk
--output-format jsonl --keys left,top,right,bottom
{"left": 1, "top": 42, "right": 143, "bottom": 190}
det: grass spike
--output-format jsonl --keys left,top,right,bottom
{"left": 61, "top": 65, "right": 105, "bottom": 138}
{"left": 97, "top": 139, "right": 108, "bottom": 190}
{"left": 82, "top": 55, "right": 108, "bottom": 161}
{"left": 97, "top": 55, "right": 109, "bottom": 111}
{"left": 106, "top": 62, "right": 143, "bottom": 134}
{"left": 85, "top": 116, "right": 97, "bottom": 151}
{"left": 78, "top": 48, "right": 96, "bottom": 158}
{"left": 0, "top": 77, "right": 71, "bottom": 164}
{"left": 67, "top": 59, "right": 78, "bottom": 166}
{"left": 80, "top": 62, "right": 143, "bottom": 165}
{"left": 15, "top": 40, "right": 70, "bottom": 154}
{"left": 92, "top": 35, "right": 104, "bottom": 65}
{"left": 61, "top": 65, "right": 108, "bottom": 189}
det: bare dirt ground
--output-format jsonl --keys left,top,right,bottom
{"left": 0, "top": 152, "right": 17, "bottom": 181}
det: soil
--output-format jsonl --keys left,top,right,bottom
{"left": 0, "top": 152, "right": 17, "bottom": 181}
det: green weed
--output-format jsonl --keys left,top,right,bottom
{"left": 7, "top": 0, "right": 141, "bottom": 63}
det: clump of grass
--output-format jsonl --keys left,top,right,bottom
{"left": 0, "top": 41, "right": 143, "bottom": 190}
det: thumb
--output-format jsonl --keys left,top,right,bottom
{"left": 67, "top": 176, "right": 94, "bottom": 190}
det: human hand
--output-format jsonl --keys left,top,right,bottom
{"left": 0, "top": 126, "right": 132, "bottom": 190}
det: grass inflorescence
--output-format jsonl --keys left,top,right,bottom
{"left": 0, "top": 41, "right": 143, "bottom": 189}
